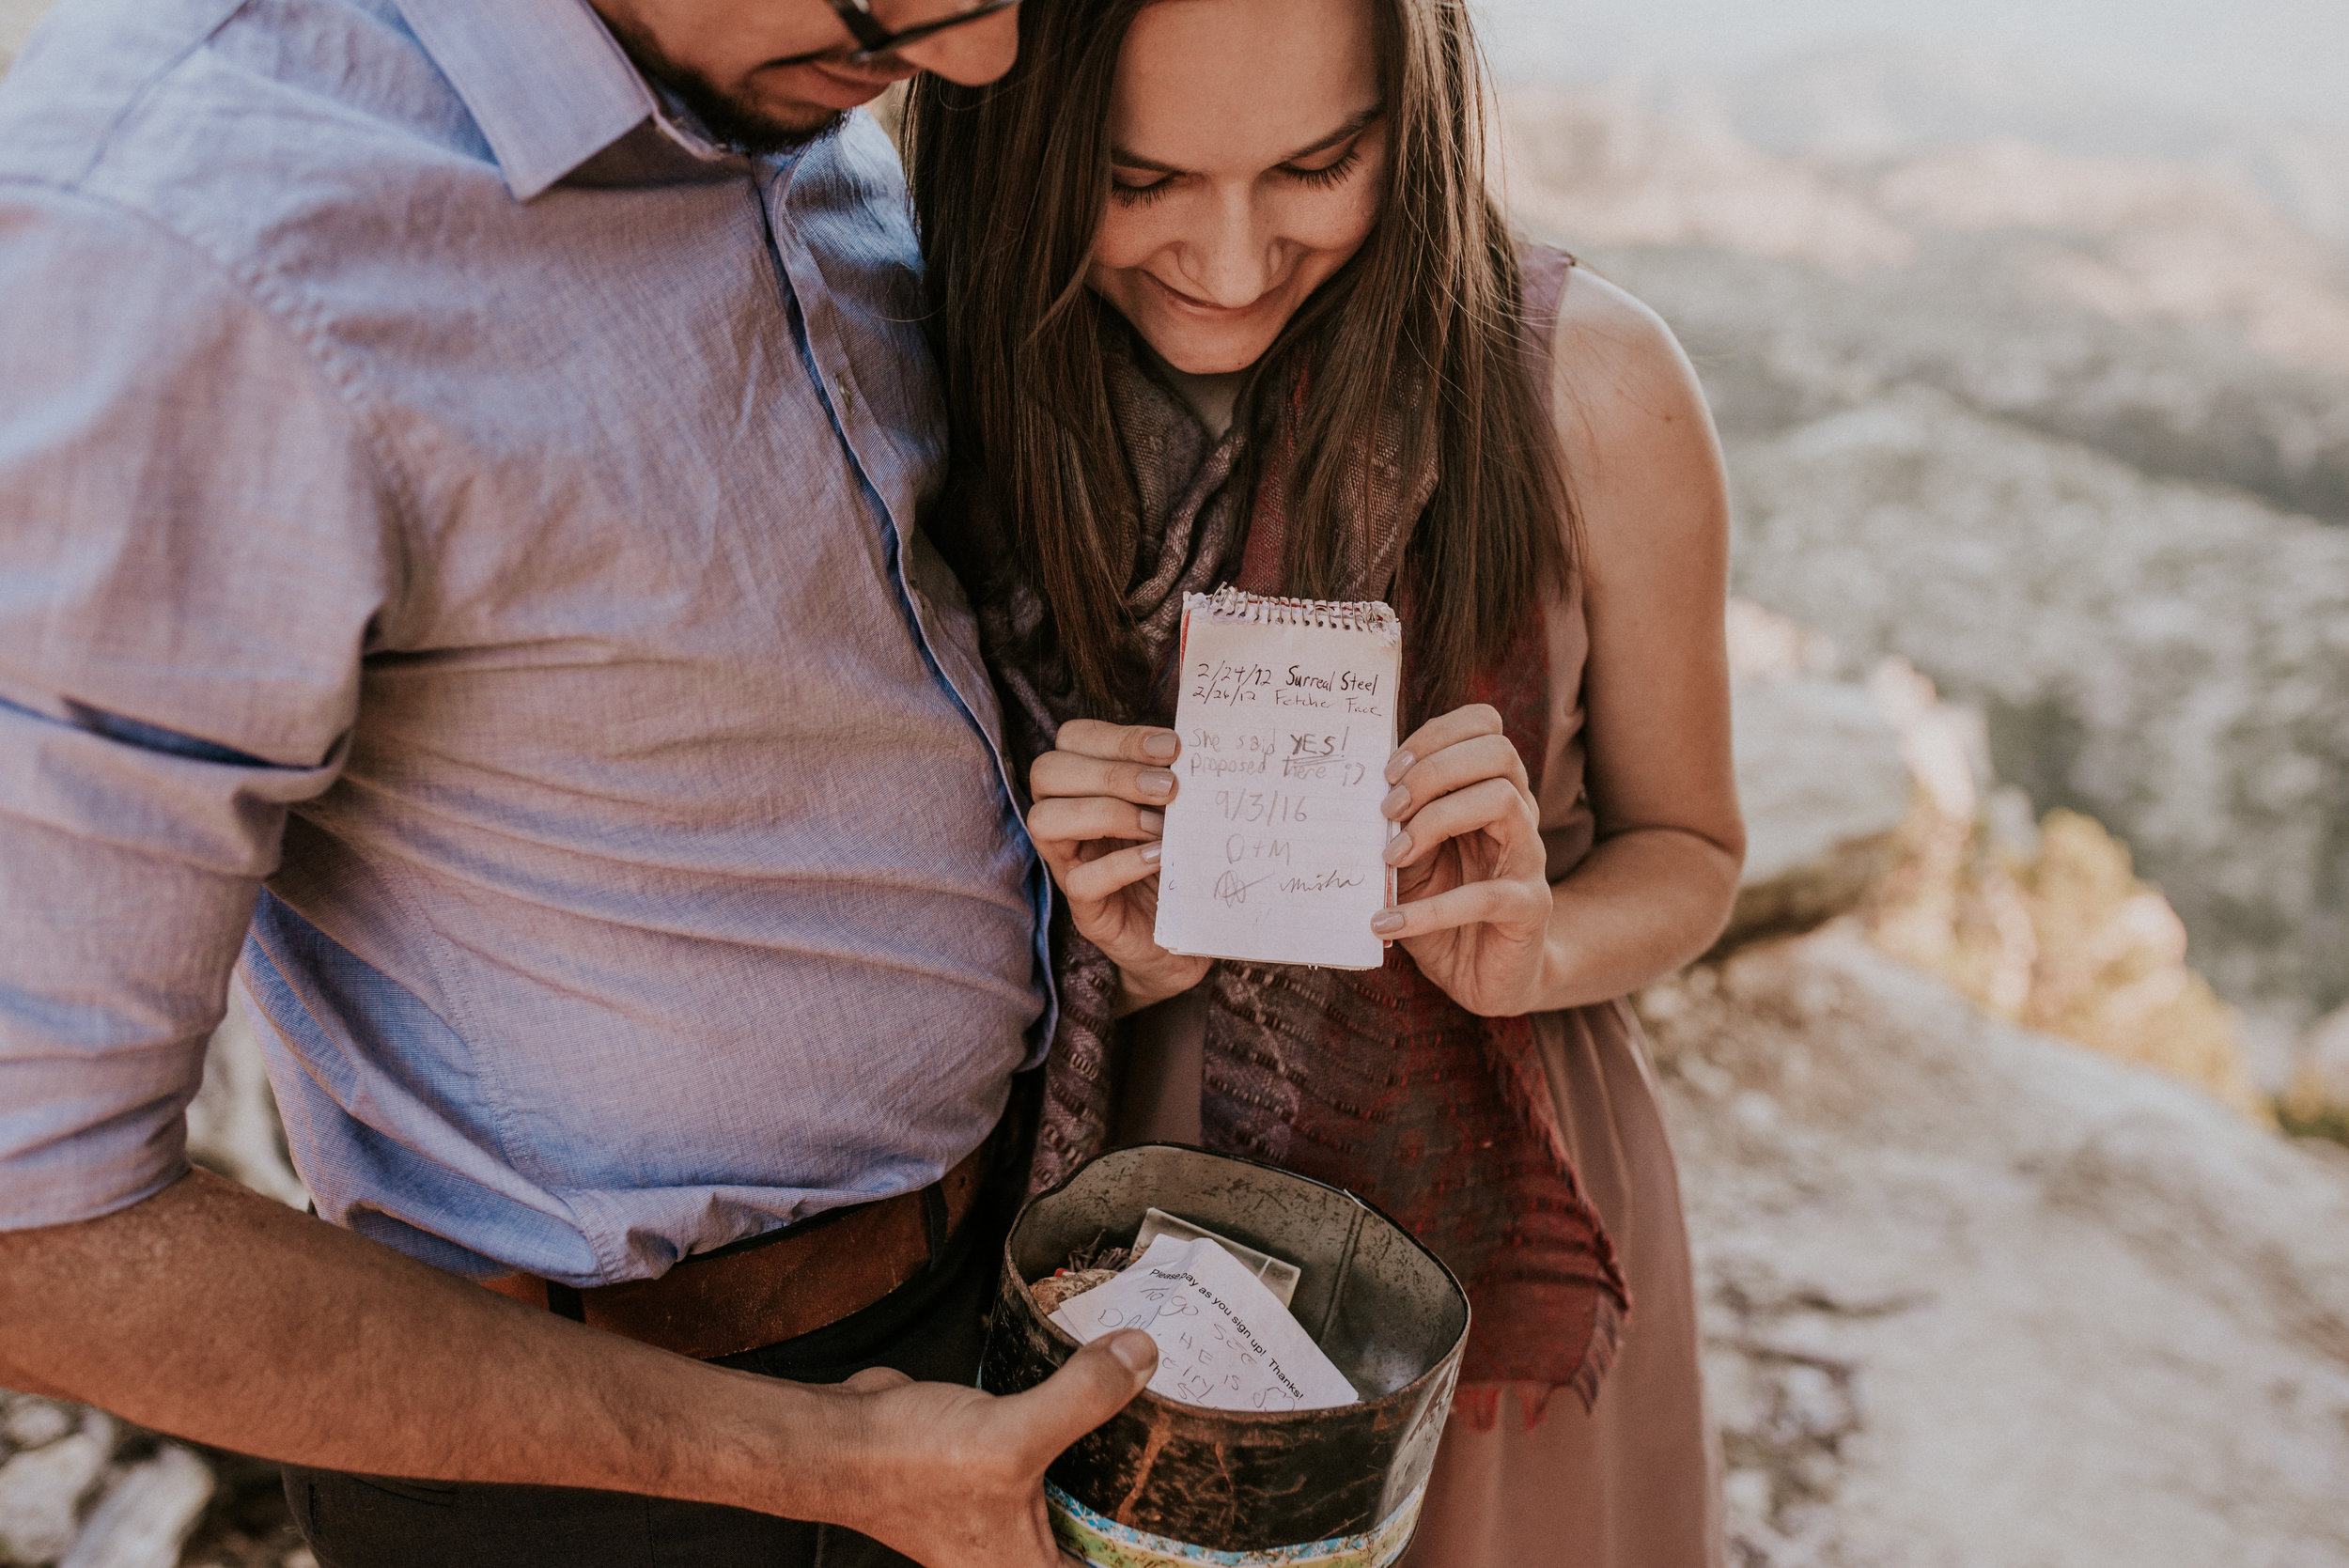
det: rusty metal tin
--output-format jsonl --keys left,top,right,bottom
{"left": 983, "top": 1144, "right": 1470, "bottom": 1564}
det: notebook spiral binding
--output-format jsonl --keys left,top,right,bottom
{"left": 1188, "top": 585, "right": 1402, "bottom": 644}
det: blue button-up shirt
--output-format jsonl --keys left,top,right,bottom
{"left": 0, "top": 0, "right": 1051, "bottom": 1287}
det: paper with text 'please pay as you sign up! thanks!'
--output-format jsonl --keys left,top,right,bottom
{"left": 1049, "top": 1234, "right": 1360, "bottom": 1413}
{"left": 1154, "top": 588, "right": 1402, "bottom": 970}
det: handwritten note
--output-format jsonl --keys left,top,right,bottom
{"left": 1050, "top": 1234, "right": 1361, "bottom": 1413}
{"left": 1153, "top": 588, "right": 1401, "bottom": 970}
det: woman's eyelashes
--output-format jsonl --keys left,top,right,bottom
{"left": 1106, "top": 138, "right": 1369, "bottom": 208}
{"left": 1281, "top": 142, "right": 1363, "bottom": 190}
{"left": 1110, "top": 170, "right": 1176, "bottom": 208}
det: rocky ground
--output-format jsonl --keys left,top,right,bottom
{"left": 1691, "top": 618, "right": 2349, "bottom": 1567}
{"left": 0, "top": 1403, "right": 302, "bottom": 1568}
{"left": 1652, "top": 928, "right": 2349, "bottom": 1568}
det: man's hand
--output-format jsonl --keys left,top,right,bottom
{"left": 825, "top": 1331, "right": 1157, "bottom": 1565}
{"left": 0, "top": 1171, "right": 1153, "bottom": 1565}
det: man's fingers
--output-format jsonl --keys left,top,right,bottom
{"left": 999, "top": 1331, "right": 1157, "bottom": 1467}
{"left": 1384, "top": 778, "right": 1537, "bottom": 868}
{"left": 1032, "top": 749, "right": 1178, "bottom": 809}
{"left": 1386, "top": 703, "right": 1504, "bottom": 784}
{"left": 1370, "top": 877, "right": 1548, "bottom": 941}
{"left": 1057, "top": 719, "right": 1180, "bottom": 766}
{"left": 1028, "top": 796, "right": 1164, "bottom": 851}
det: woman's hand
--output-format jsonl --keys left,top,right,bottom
{"left": 1370, "top": 705, "right": 1554, "bottom": 1017}
{"left": 1029, "top": 720, "right": 1211, "bottom": 1014}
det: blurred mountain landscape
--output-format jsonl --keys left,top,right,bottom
{"left": 1499, "top": 44, "right": 2349, "bottom": 1076}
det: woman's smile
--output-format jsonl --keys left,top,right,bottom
{"left": 1142, "top": 270, "right": 1282, "bottom": 318}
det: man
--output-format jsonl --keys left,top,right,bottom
{"left": 0, "top": 0, "right": 1159, "bottom": 1563}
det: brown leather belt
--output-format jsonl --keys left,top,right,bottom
{"left": 478, "top": 1139, "right": 994, "bottom": 1360}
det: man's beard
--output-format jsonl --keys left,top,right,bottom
{"left": 601, "top": 17, "right": 848, "bottom": 157}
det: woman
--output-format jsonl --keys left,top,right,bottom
{"left": 908, "top": 0, "right": 1741, "bottom": 1560}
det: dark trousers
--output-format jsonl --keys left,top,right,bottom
{"left": 283, "top": 1200, "right": 1007, "bottom": 1568}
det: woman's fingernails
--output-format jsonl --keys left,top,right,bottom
{"left": 1138, "top": 809, "right": 1165, "bottom": 835}
{"left": 1380, "top": 784, "right": 1409, "bottom": 817}
{"left": 1383, "top": 831, "right": 1411, "bottom": 864}
{"left": 1140, "top": 841, "right": 1162, "bottom": 864}
{"left": 1143, "top": 731, "right": 1179, "bottom": 761}
{"left": 1140, "top": 770, "right": 1174, "bottom": 799}
{"left": 1371, "top": 909, "right": 1407, "bottom": 934}
{"left": 1384, "top": 750, "right": 1414, "bottom": 784}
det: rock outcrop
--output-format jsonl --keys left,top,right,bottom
{"left": 1855, "top": 656, "right": 2268, "bottom": 1121}
{"left": 1721, "top": 602, "right": 1911, "bottom": 949}
{"left": 1724, "top": 600, "right": 2263, "bottom": 1120}
{"left": 1719, "top": 385, "right": 2349, "bottom": 1040}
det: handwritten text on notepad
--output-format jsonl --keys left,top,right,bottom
{"left": 1154, "top": 592, "right": 1402, "bottom": 970}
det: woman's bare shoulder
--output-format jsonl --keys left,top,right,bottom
{"left": 1545, "top": 264, "right": 1718, "bottom": 478}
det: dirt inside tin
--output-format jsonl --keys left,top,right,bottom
{"left": 983, "top": 1144, "right": 1470, "bottom": 1551}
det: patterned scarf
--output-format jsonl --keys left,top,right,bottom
{"left": 957, "top": 305, "right": 1627, "bottom": 1411}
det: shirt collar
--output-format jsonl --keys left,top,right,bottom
{"left": 395, "top": 0, "right": 687, "bottom": 200}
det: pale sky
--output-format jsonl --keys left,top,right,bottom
{"left": 1474, "top": 0, "right": 2349, "bottom": 132}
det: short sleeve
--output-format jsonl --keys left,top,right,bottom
{"left": 0, "top": 184, "right": 397, "bottom": 1227}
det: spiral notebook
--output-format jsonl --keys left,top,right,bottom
{"left": 1153, "top": 587, "right": 1403, "bottom": 970}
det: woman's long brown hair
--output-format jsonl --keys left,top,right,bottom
{"left": 905, "top": 0, "right": 1574, "bottom": 720}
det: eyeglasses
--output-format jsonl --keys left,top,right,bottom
{"left": 816, "top": 0, "right": 1021, "bottom": 65}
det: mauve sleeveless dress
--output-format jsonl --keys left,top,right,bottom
{"left": 1395, "top": 563, "right": 1726, "bottom": 1567}
{"left": 1112, "top": 253, "right": 1725, "bottom": 1567}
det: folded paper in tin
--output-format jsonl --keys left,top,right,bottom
{"left": 1050, "top": 1234, "right": 1360, "bottom": 1413}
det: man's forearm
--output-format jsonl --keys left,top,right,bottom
{"left": 0, "top": 1169, "right": 845, "bottom": 1518}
